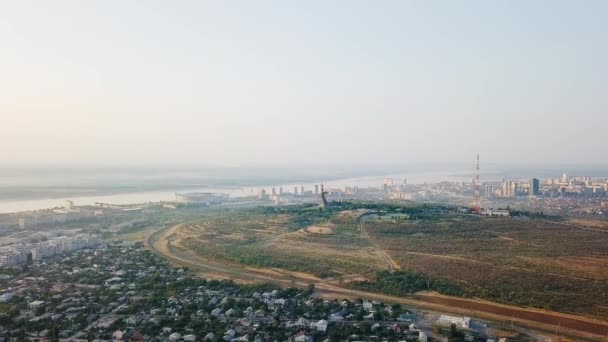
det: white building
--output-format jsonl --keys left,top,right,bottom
{"left": 437, "top": 315, "right": 470, "bottom": 328}
{"left": 0, "top": 292, "right": 14, "bottom": 303}
{"left": 0, "top": 234, "right": 102, "bottom": 266}
{"left": 29, "top": 300, "right": 45, "bottom": 310}
{"left": 314, "top": 319, "right": 328, "bottom": 332}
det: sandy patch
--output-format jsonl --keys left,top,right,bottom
{"left": 305, "top": 225, "right": 335, "bottom": 235}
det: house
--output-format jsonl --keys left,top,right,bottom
{"left": 104, "top": 277, "right": 122, "bottom": 285}
{"left": 437, "top": 315, "right": 470, "bottom": 328}
{"left": 149, "top": 317, "right": 162, "bottom": 325}
{"left": 131, "top": 330, "right": 144, "bottom": 341}
{"left": 204, "top": 332, "right": 215, "bottom": 341}
{"left": 225, "top": 329, "right": 236, "bottom": 338}
{"left": 183, "top": 334, "right": 196, "bottom": 342}
{"left": 294, "top": 317, "right": 308, "bottom": 327}
{"left": 95, "top": 317, "right": 117, "bottom": 329}
{"left": 112, "top": 330, "right": 125, "bottom": 341}
{"left": 125, "top": 316, "right": 138, "bottom": 325}
{"left": 362, "top": 301, "right": 373, "bottom": 311}
{"left": 293, "top": 333, "right": 309, "bottom": 342}
{"left": 0, "top": 292, "right": 14, "bottom": 302}
{"left": 315, "top": 319, "right": 328, "bottom": 333}
{"left": 328, "top": 313, "right": 344, "bottom": 322}
{"left": 29, "top": 300, "right": 45, "bottom": 310}
{"left": 211, "top": 308, "right": 223, "bottom": 317}
{"left": 114, "top": 304, "right": 129, "bottom": 313}
{"left": 225, "top": 308, "right": 236, "bottom": 317}
{"left": 237, "top": 317, "right": 251, "bottom": 327}
{"left": 169, "top": 332, "right": 182, "bottom": 341}
{"left": 397, "top": 313, "right": 414, "bottom": 323}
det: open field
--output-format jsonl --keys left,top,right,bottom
{"left": 164, "top": 204, "right": 608, "bottom": 319}
{"left": 171, "top": 207, "right": 386, "bottom": 278}
{"left": 361, "top": 214, "right": 608, "bottom": 318}
{"left": 146, "top": 220, "right": 608, "bottom": 340}
{"left": 141, "top": 202, "right": 608, "bottom": 338}
{"left": 107, "top": 225, "right": 160, "bottom": 243}
{"left": 565, "top": 218, "right": 608, "bottom": 231}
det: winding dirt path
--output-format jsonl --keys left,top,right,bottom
{"left": 358, "top": 220, "right": 400, "bottom": 271}
{"left": 146, "top": 224, "right": 608, "bottom": 340}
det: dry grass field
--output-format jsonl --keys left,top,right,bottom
{"left": 362, "top": 214, "right": 608, "bottom": 318}
{"left": 148, "top": 203, "right": 608, "bottom": 337}
{"left": 173, "top": 207, "right": 386, "bottom": 278}
{"left": 169, "top": 203, "right": 608, "bottom": 320}
{"left": 565, "top": 217, "right": 608, "bottom": 231}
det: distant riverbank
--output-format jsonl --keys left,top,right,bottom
{"left": 0, "top": 170, "right": 471, "bottom": 213}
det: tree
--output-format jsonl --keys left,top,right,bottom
{"left": 303, "top": 283, "right": 315, "bottom": 297}
{"left": 447, "top": 323, "right": 464, "bottom": 342}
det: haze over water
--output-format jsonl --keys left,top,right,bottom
{"left": 0, "top": 169, "right": 472, "bottom": 213}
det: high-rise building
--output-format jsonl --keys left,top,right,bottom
{"left": 279, "top": 187, "right": 283, "bottom": 195}
{"left": 293, "top": 187, "right": 298, "bottom": 195}
{"left": 484, "top": 184, "right": 495, "bottom": 198}
{"left": 314, "top": 184, "right": 319, "bottom": 195}
{"left": 300, "top": 186, "right": 304, "bottom": 195}
{"left": 501, "top": 180, "right": 518, "bottom": 197}
{"left": 271, "top": 188, "right": 276, "bottom": 196}
{"left": 530, "top": 178, "right": 540, "bottom": 196}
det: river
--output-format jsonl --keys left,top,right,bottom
{"left": 0, "top": 170, "right": 470, "bottom": 213}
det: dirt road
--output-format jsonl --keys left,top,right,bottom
{"left": 146, "top": 224, "right": 608, "bottom": 340}
{"left": 358, "top": 220, "right": 400, "bottom": 271}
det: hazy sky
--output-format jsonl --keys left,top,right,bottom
{"left": 1, "top": 1, "right": 606, "bottom": 167}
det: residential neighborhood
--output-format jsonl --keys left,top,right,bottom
{"left": 0, "top": 241, "right": 522, "bottom": 342}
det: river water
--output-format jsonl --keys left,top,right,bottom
{"left": 0, "top": 170, "right": 470, "bottom": 214}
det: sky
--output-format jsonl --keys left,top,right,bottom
{"left": 1, "top": 1, "right": 607, "bottom": 167}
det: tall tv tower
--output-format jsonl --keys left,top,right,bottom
{"left": 473, "top": 154, "right": 481, "bottom": 211}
